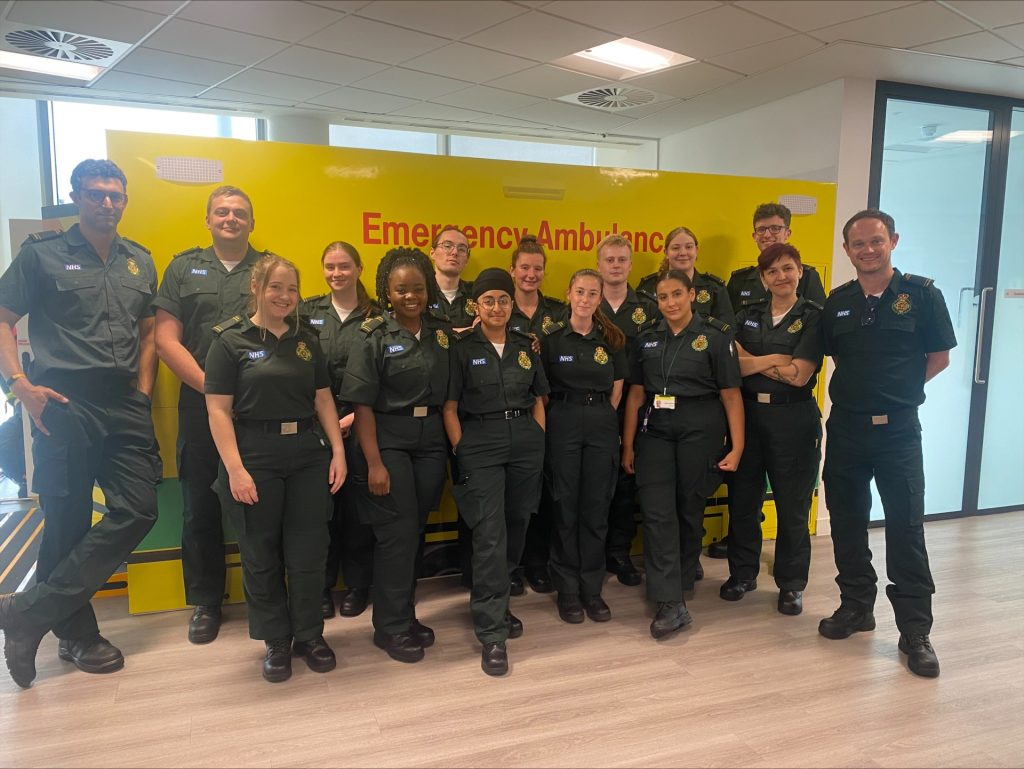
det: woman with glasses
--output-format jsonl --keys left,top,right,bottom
{"left": 621, "top": 269, "right": 743, "bottom": 639}
{"left": 725, "top": 242, "right": 823, "bottom": 616}
{"left": 339, "top": 248, "right": 451, "bottom": 665}
{"left": 443, "top": 267, "right": 549, "bottom": 676}
{"left": 205, "top": 253, "right": 346, "bottom": 683}
{"left": 540, "top": 269, "right": 627, "bottom": 624}
{"left": 301, "top": 241, "right": 381, "bottom": 621}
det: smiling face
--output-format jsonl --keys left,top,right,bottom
{"left": 568, "top": 274, "right": 602, "bottom": 323}
{"left": 257, "top": 264, "right": 299, "bottom": 324}
{"left": 843, "top": 217, "right": 898, "bottom": 277}
{"left": 322, "top": 246, "right": 361, "bottom": 295}
{"left": 665, "top": 230, "right": 698, "bottom": 273}
{"left": 760, "top": 255, "right": 803, "bottom": 301}
{"left": 476, "top": 289, "right": 512, "bottom": 332}
{"left": 206, "top": 194, "right": 254, "bottom": 248}
{"left": 752, "top": 214, "right": 790, "bottom": 253}
{"left": 387, "top": 265, "right": 427, "bottom": 323}
{"left": 655, "top": 277, "right": 695, "bottom": 327}
{"left": 511, "top": 251, "right": 545, "bottom": 294}
{"left": 71, "top": 176, "right": 127, "bottom": 235}
{"left": 597, "top": 243, "right": 632, "bottom": 288}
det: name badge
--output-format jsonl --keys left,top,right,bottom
{"left": 740, "top": 290, "right": 751, "bottom": 296}
{"left": 836, "top": 309, "right": 852, "bottom": 318}
{"left": 654, "top": 394, "right": 676, "bottom": 410}
{"left": 385, "top": 344, "right": 406, "bottom": 355}
{"left": 643, "top": 340, "right": 659, "bottom": 349}
{"left": 309, "top": 318, "right": 325, "bottom": 326}
{"left": 64, "top": 264, "right": 81, "bottom": 271}
{"left": 558, "top": 355, "right": 574, "bottom": 363}
{"left": 871, "top": 414, "right": 889, "bottom": 425}
{"left": 190, "top": 268, "right": 208, "bottom": 276}
{"left": 470, "top": 357, "right": 488, "bottom": 366}
{"left": 744, "top": 319, "right": 759, "bottom": 328}
{"left": 248, "top": 350, "right": 266, "bottom": 360}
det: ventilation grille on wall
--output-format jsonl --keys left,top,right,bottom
{"left": 558, "top": 86, "right": 667, "bottom": 112}
{"left": 0, "top": 21, "right": 131, "bottom": 65}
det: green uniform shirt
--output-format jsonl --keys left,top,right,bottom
{"left": 300, "top": 294, "right": 382, "bottom": 410}
{"left": 448, "top": 326, "right": 550, "bottom": 415}
{"left": 600, "top": 285, "right": 660, "bottom": 344}
{"left": 628, "top": 315, "right": 741, "bottom": 397}
{"left": 735, "top": 296, "right": 824, "bottom": 396}
{"left": 637, "top": 269, "right": 735, "bottom": 327}
{"left": 540, "top": 322, "right": 628, "bottom": 394}
{"left": 340, "top": 314, "right": 452, "bottom": 411}
{"left": 823, "top": 269, "right": 956, "bottom": 413}
{"left": 204, "top": 317, "right": 329, "bottom": 420}
{"left": 428, "top": 278, "right": 476, "bottom": 328}
{"left": 727, "top": 264, "right": 827, "bottom": 310}
{"left": 508, "top": 294, "right": 568, "bottom": 337}
{"left": 0, "top": 224, "right": 156, "bottom": 387}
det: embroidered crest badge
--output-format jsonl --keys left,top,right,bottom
{"left": 518, "top": 350, "right": 532, "bottom": 370}
{"left": 541, "top": 315, "right": 557, "bottom": 334}
{"left": 594, "top": 346, "right": 609, "bottom": 365}
{"left": 892, "top": 293, "right": 912, "bottom": 315}
{"left": 696, "top": 289, "right": 711, "bottom": 304}
{"left": 787, "top": 319, "right": 803, "bottom": 334}
{"left": 631, "top": 306, "right": 647, "bottom": 325}
{"left": 296, "top": 341, "right": 313, "bottom": 361}
{"left": 435, "top": 329, "right": 449, "bottom": 349}
{"left": 691, "top": 334, "right": 709, "bottom": 352}
{"left": 126, "top": 257, "right": 140, "bottom": 276}
{"left": 465, "top": 298, "right": 477, "bottom": 316}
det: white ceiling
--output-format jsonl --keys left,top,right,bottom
{"left": 0, "top": 0, "right": 1022, "bottom": 145}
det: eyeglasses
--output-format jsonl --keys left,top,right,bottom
{"left": 436, "top": 241, "right": 469, "bottom": 256}
{"left": 81, "top": 189, "right": 128, "bottom": 206}
{"left": 477, "top": 296, "right": 511, "bottom": 309}
{"left": 861, "top": 295, "right": 880, "bottom": 327}
{"left": 754, "top": 224, "right": 786, "bottom": 236}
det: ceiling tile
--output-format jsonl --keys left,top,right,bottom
{"left": 542, "top": 0, "right": 720, "bottom": 36}
{"left": 997, "top": 23, "right": 1024, "bottom": 48}
{"left": 706, "top": 33, "right": 825, "bottom": 75}
{"left": 355, "top": 1, "right": 527, "bottom": 38}
{"left": 401, "top": 43, "right": 535, "bottom": 82}
{"left": 348, "top": 67, "right": 470, "bottom": 98}
{"left": 9, "top": 0, "right": 163, "bottom": 44}
{"left": 301, "top": 15, "right": 448, "bottom": 64}
{"left": 1001, "top": 56, "right": 1024, "bottom": 65}
{"left": 115, "top": 47, "right": 244, "bottom": 87}
{"left": 390, "top": 102, "right": 495, "bottom": 122}
{"left": 733, "top": 1, "right": 916, "bottom": 33}
{"left": 485, "top": 65, "right": 609, "bottom": 98}
{"left": 507, "top": 100, "right": 636, "bottom": 132}
{"left": 811, "top": 3, "right": 981, "bottom": 49}
{"left": 105, "top": 1, "right": 184, "bottom": 12}
{"left": 198, "top": 87, "right": 297, "bottom": 106}
{"left": 913, "top": 31, "right": 1023, "bottom": 62}
{"left": 625, "top": 62, "right": 741, "bottom": 99}
{"left": 464, "top": 10, "right": 618, "bottom": 60}
{"left": 306, "top": 85, "right": 417, "bottom": 112}
{"left": 634, "top": 5, "right": 794, "bottom": 60}
{"left": 946, "top": 1, "right": 1024, "bottom": 29}
{"left": 216, "top": 68, "right": 339, "bottom": 100}
{"left": 178, "top": 1, "right": 345, "bottom": 42}
{"left": 90, "top": 71, "right": 202, "bottom": 97}
{"left": 258, "top": 46, "right": 387, "bottom": 85}
{"left": 146, "top": 18, "right": 289, "bottom": 65}
{"left": 303, "top": 1, "right": 370, "bottom": 12}
{"left": 433, "top": 85, "right": 544, "bottom": 112}
{"left": 459, "top": 113, "right": 556, "bottom": 129}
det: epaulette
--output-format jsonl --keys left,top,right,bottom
{"left": 902, "top": 273, "right": 934, "bottom": 288}
{"left": 703, "top": 272, "right": 726, "bottom": 286}
{"left": 705, "top": 316, "right": 732, "bottom": 334}
{"left": 804, "top": 299, "right": 824, "bottom": 311}
{"left": 211, "top": 315, "right": 243, "bottom": 334}
{"left": 359, "top": 315, "right": 386, "bottom": 334}
{"left": 23, "top": 229, "right": 63, "bottom": 244}
{"left": 542, "top": 320, "right": 566, "bottom": 336}
{"left": 638, "top": 317, "right": 658, "bottom": 332}
{"left": 172, "top": 246, "right": 202, "bottom": 260}
{"left": 302, "top": 292, "right": 328, "bottom": 305}
{"left": 730, "top": 265, "right": 756, "bottom": 276}
{"left": 804, "top": 264, "right": 820, "bottom": 274}
{"left": 740, "top": 296, "right": 768, "bottom": 307}
{"left": 544, "top": 295, "right": 567, "bottom": 308}
{"left": 452, "top": 327, "right": 475, "bottom": 341}
{"left": 829, "top": 279, "right": 858, "bottom": 296}
{"left": 636, "top": 284, "right": 657, "bottom": 303}
{"left": 510, "top": 328, "right": 535, "bottom": 343}
{"left": 122, "top": 237, "right": 151, "bottom": 255}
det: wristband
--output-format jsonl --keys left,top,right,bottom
{"left": 6, "top": 372, "right": 26, "bottom": 389}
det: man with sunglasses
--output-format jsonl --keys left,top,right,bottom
{"left": 428, "top": 226, "right": 475, "bottom": 330}
{"left": 0, "top": 159, "right": 161, "bottom": 688}
{"left": 819, "top": 209, "right": 955, "bottom": 678}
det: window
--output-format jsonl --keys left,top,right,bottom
{"left": 329, "top": 125, "right": 438, "bottom": 154}
{"left": 450, "top": 135, "right": 595, "bottom": 166}
{"left": 50, "top": 101, "right": 258, "bottom": 203}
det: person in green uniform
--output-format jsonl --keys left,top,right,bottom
{"left": 621, "top": 270, "right": 743, "bottom": 639}
{"left": 302, "top": 241, "right": 380, "bottom": 621}
{"left": 443, "top": 268, "right": 549, "bottom": 676}
{"left": 637, "top": 226, "right": 735, "bottom": 326}
{"left": 428, "top": 226, "right": 476, "bottom": 330}
{"left": 541, "top": 269, "right": 627, "bottom": 624}
{"left": 205, "top": 254, "right": 346, "bottom": 683}
{"left": 725, "top": 243, "right": 824, "bottom": 615}
{"left": 339, "top": 248, "right": 451, "bottom": 664}
{"left": 596, "top": 234, "right": 658, "bottom": 587}
{"left": 153, "top": 185, "right": 264, "bottom": 645}
{"left": 819, "top": 209, "right": 955, "bottom": 678}
{"left": 0, "top": 159, "right": 161, "bottom": 688}
{"left": 507, "top": 235, "right": 565, "bottom": 596}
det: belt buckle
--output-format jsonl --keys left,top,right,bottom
{"left": 871, "top": 414, "right": 888, "bottom": 426}
{"left": 757, "top": 393, "right": 771, "bottom": 404}
{"left": 413, "top": 406, "right": 428, "bottom": 418}
{"left": 504, "top": 409, "right": 516, "bottom": 420}
{"left": 280, "top": 421, "right": 298, "bottom": 435}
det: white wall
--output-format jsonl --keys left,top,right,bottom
{"left": 595, "top": 140, "right": 658, "bottom": 170}
{"left": 0, "top": 98, "right": 44, "bottom": 270}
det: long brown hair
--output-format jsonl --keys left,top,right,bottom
{"left": 321, "top": 240, "right": 374, "bottom": 317}
{"left": 249, "top": 252, "right": 301, "bottom": 335}
{"left": 567, "top": 268, "right": 625, "bottom": 352}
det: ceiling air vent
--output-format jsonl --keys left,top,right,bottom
{"left": 0, "top": 22, "right": 131, "bottom": 65}
{"left": 558, "top": 86, "right": 668, "bottom": 113}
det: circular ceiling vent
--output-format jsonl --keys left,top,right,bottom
{"left": 4, "top": 29, "right": 113, "bottom": 61}
{"left": 575, "top": 87, "right": 656, "bottom": 110}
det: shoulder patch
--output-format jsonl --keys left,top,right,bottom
{"left": 542, "top": 320, "right": 566, "bottom": 336}
{"left": 211, "top": 315, "right": 243, "bottom": 335}
{"left": 172, "top": 246, "right": 202, "bottom": 260}
{"left": 705, "top": 316, "right": 732, "bottom": 334}
{"left": 121, "top": 237, "right": 151, "bottom": 255}
{"left": 703, "top": 272, "right": 726, "bottom": 286}
{"left": 25, "top": 229, "right": 63, "bottom": 244}
{"left": 902, "top": 273, "right": 934, "bottom": 288}
{"left": 359, "top": 316, "right": 385, "bottom": 334}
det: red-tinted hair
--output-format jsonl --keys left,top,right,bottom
{"left": 757, "top": 242, "right": 802, "bottom": 274}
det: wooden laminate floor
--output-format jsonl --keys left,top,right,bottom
{"left": 2, "top": 512, "right": 1022, "bottom": 768}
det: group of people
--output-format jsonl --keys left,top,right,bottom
{"left": 0, "top": 158, "right": 955, "bottom": 689}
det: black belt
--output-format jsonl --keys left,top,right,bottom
{"left": 830, "top": 405, "right": 917, "bottom": 426}
{"left": 742, "top": 390, "right": 813, "bottom": 405}
{"left": 549, "top": 391, "right": 609, "bottom": 406}
{"left": 381, "top": 405, "right": 439, "bottom": 418}
{"left": 645, "top": 392, "right": 719, "bottom": 403}
{"left": 236, "top": 416, "right": 316, "bottom": 435}
{"left": 476, "top": 408, "right": 529, "bottom": 421}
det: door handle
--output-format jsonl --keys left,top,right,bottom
{"left": 974, "top": 287, "right": 994, "bottom": 385}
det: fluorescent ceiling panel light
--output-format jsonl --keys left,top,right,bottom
{"left": 573, "top": 38, "right": 692, "bottom": 75}
{"left": 0, "top": 50, "right": 100, "bottom": 80}
{"left": 932, "top": 130, "right": 1024, "bottom": 144}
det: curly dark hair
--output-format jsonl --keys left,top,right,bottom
{"left": 374, "top": 247, "right": 439, "bottom": 313}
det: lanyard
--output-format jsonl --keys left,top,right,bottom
{"left": 660, "top": 328, "right": 687, "bottom": 395}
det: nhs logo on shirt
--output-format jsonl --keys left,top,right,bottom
{"left": 740, "top": 290, "right": 751, "bottom": 297}
{"left": 385, "top": 344, "right": 406, "bottom": 355}
{"left": 836, "top": 309, "right": 852, "bottom": 318}
{"left": 642, "top": 340, "right": 659, "bottom": 349}
{"left": 64, "top": 264, "right": 81, "bottom": 270}
{"left": 309, "top": 318, "right": 325, "bottom": 326}
{"left": 558, "top": 355, "right": 574, "bottom": 363}
{"left": 744, "top": 319, "right": 760, "bottom": 329}
{"left": 248, "top": 350, "right": 267, "bottom": 360}
{"left": 470, "top": 358, "right": 488, "bottom": 366}
{"left": 190, "top": 268, "right": 208, "bottom": 276}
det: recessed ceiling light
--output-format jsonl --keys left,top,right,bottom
{"left": 573, "top": 38, "right": 692, "bottom": 75}
{"left": 932, "top": 129, "right": 1023, "bottom": 143}
{"left": 0, "top": 49, "right": 100, "bottom": 80}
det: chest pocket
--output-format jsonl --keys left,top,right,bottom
{"left": 467, "top": 359, "right": 501, "bottom": 401}
{"left": 54, "top": 273, "right": 102, "bottom": 323}
{"left": 382, "top": 344, "right": 425, "bottom": 392}
{"left": 181, "top": 280, "right": 217, "bottom": 298}
{"left": 878, "top": 312, "right": 917, "bottom": 333}
{"left": 55, "top": 274, "right": 101, "bottom": 293}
